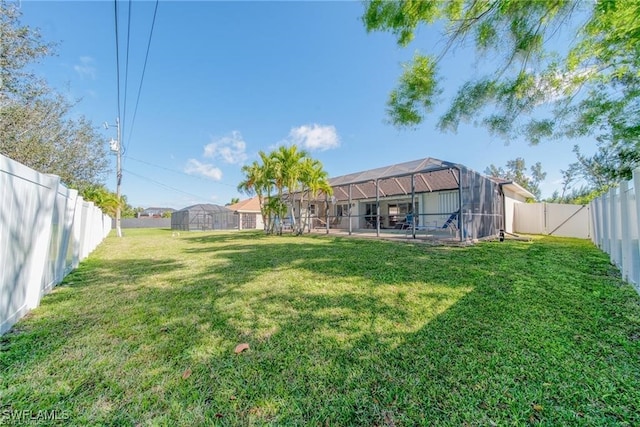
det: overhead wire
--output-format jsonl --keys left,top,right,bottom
{"left": 121, "top": 0, "right": 133, "bottom": 154}
{"left": 113, "top": 0, "right": 122, "bottom": 127}
{"left": 123, "top": 168, "right": 214, "bottom": 201}
{"left": 125, "top": 156, "right": 239, "bottom": 188}
{"left": 125, "top": 0, "right": 160, "bottom": 154}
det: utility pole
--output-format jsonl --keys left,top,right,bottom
{"left": 105, "top": 118, "right": 123, "bottom": 237}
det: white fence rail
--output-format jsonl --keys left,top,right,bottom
{"left": 1, "top": 154, "right": 111, "bottom": 334}
{"left": 590, "top": 170, "right": 640, "bottom": 293}
{"left": 514, "top": 202, "right": 591, "bottom": 239}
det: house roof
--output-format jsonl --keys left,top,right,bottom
{"left": 142, "top": 207, "right": 175, "bottom": 213}
{"left": 329, "top": 157, "right": 459, "bottom": 187}
{"left": 325, "top": 157, "right": 463, "bottom": 202}
{"left": 489, "top": 177, "right": 536, "bottom": 199}
{"left": 227, "top": 196, "right": 261, "bottom": 213}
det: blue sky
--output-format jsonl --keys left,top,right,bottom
{"left": 18, "top": 0, "right": 596, "bottom": 208}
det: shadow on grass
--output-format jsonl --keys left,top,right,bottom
{"left": 1, "top": 231, "right": 639, "bottom": 425}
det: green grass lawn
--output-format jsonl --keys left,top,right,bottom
{"left": 1, "top": 229, "right": 639, "bottom": 426}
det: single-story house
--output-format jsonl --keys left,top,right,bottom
{"left": 137, "top": 207, "right": 175, "bottom": 218}
{"left": 292, "top": 157, "right": 533, "bottom": 241}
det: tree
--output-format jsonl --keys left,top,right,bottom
{"left": 298, "top": 157, "right": 332, "bottom": 234}
{"left": 226, "top": 197, "right": 240, "bottom": 206}
{"left": 0, "top": 1, "right": 110, "bottom": 189}
{"left": 363, "top": 0, "right": 640, "bottom": 181}
{"left": 485, "top": 157, "right": 546, "bottom": 201}
{"left": 238, "top": 155, "right": 274, "bottom": 233}
{"left": 81, "top": 185, "right": 119, "bottom": 216}
{"left": 270, "top": 145, "right": 308, "bottom": 234}
{"left": 237, "top": 145, "right": 332, "bottom": 235}
{"left": 119, "top": 197, "right": 143, "bottom": 219}
{"left": 80, "top": 185, "right": 141, "bottom": 217}
{"left": 0, "top": 0, "right": 53, "bottom": 101}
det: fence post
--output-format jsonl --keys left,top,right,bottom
{"left": 634, "top": 168, "right": 640, "bottom": 288}
{"left": 609, "top": 187, "right": 619, "bottom": 267}
{"left": 602, "top": 192, "right": 610, "bottom": 253}
{"left": 590, "top": 198, "right": 599, "bottom": 248}
{"left": 620, "top": 181, "right": 631, "bottom": 281}
{"left": 597, "top": 196, "right": 604, "bottom": 249}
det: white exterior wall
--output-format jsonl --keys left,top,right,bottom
{"left": 1, "top": 154, "right": 111, "bottom": 335}
{"left": 256, "top": 213, "right": 265, "bottom": 230}
{"left": 503, "top": 189, "right": 528, "bottom": 234}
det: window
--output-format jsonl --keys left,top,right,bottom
{"left": 439, "top": 191, "right": 459, "bottom": 214}
{"left": 309, "top": 204, "right": 316, "bottom": 215}
{"left": 336, "top": 204, "right": 349, "bottom": 217}
{"left": 365, "top": 203, "right": 377, "bottom": 218}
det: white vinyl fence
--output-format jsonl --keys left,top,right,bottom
{"left": 1, "top": 154, "right": 111, "bottom": 334}
{"left": 590, "top": 169, "right": 640, "bottom": 293}
{"left": 513, "top": 202, "right": 591, "bottom": 239}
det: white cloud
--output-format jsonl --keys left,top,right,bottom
{"left": 184, "top": 159, "right": 223, "bottom": 180}
{"left": 74, "top": 56, "right": 96, "bottom": 79}
{"left": 203, "top": 131, "right": 247, "bottom": 164}
{"left": 289, "top": 124, "right": 340, "bottom": 151}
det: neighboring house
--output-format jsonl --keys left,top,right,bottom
{"left": 293, "top": 157, "right": 534, "bottom": 241}
{"left": 226, "top": 196, "right": 264, "bottom": 230}
{"left": 138, "top": 207, "right": 175, "bottom": 218}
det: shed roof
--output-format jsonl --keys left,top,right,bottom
{"left": 178, "top": 203, "right": 231, "bottom": 213}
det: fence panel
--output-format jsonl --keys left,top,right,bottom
{"left": 514, "top": 202, "right": 590, "bottom": 238}
{"left": 1, "top": 154, "right": 111, "bottom": 335}
{"left": 590, "top": 169, "right": 640, "bottom": 294}
{"left": 513, "top": 203, "right": 545, "bottom": 234}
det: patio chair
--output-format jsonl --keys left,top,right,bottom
{"left": 313, "top": 216, "right": 327, "bottom": 229}
{"left": 441, "top": 210, "right": 459, "bottom": 235}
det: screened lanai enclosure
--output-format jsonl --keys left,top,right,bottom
{"left": 292, "top": 158, "right": 509, "bottom": 242}
{"left": 171, "top": 204, "right": 238, "bottom": 231}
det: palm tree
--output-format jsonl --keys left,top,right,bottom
{"left": 237, "top": 145, "right": 332, "bottom": 236}
{"left": 238, "top": 158, "right": 270, "bottom": 233}
{"left": 81, "top": 184, "right": 120, "bottom": 216}
{"left": 270, "top": 145, "right": 308, "bottom": 234}
{"left": 238, "top": 150, "right": 281, "bottom": 233}
{"left": 298, "top": 158, "right": 332, "bottom": 234}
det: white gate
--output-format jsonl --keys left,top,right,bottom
{"left": 514, "top": 202, "right": 591, "bottom": 239}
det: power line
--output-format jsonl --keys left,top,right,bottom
{"left": 123, "top": 168, "right": 214, "bottom": 201}
{"left": 113, "top": 0, "right": 122, "bottom": 126}
{"left": 121, "top": 0, "right": 133, "bottom": 153}
{"left": 124, "top": 155, "right": 239, "bottom": 188}
{"left": 125, "top": 0, "right": 159, "bottom": 155}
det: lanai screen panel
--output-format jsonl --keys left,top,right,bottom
{"left": 211, "top": 211, "right": 238, "bottom": 230}
{"left": 171, "top": 204, "right": 235, "bottom": 231}
{"left": 458, "top": 166, "right": 503, "bottom": 239}
{"left": 171, "top": 210, "right": 189, "bottom": 231}
{"left": 310, "top": 157, "right": 504, "bottom": 240}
